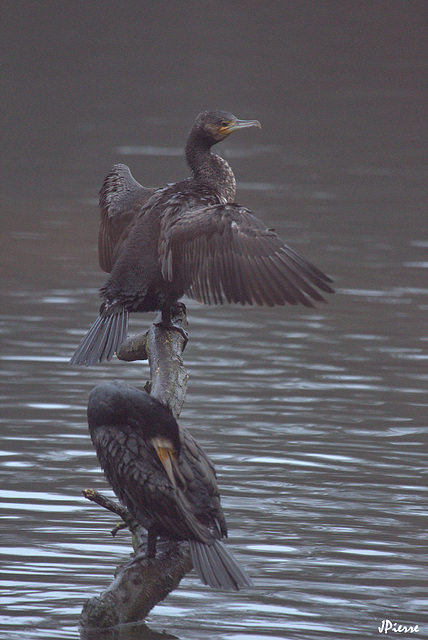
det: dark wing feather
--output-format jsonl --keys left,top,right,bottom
{"left": 98, "top": 164, "right": 156, "bottom": 272}
{"left": 91, "top": 422, "right": 216, "bottom": 544}
{"left": 178, "top": 426, "right": 228, "bottom": 539}
{"left": 159, "top": 203, "right": 334, "bottom": 307}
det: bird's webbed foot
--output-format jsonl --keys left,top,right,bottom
{"left": 129, "top": 529, "right": 157, "bottom": 565}
{"left": 155, "top": 304, "right": 188, "bottom": 349}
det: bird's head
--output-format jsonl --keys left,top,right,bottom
{"left": 193, "top": 110, "right": 261, "bottom": 144}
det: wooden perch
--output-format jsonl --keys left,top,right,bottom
{"left": 80, "top": 305, "right": 192, "bottom": 629}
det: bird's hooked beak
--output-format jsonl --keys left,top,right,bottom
{"left": 151, "top": 436, "right": 186, "bottom": 490}
{"left": 227, "top": 118, "right": 261, "bottom": 133}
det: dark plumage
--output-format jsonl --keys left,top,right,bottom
{"left": 98, "top": 163, "right": 156, "bottom": 273}
{"left": 87, "top": 380, "right": 253, "bottom": 590}
{"left": 71, "top": 110, "right": 334, "bottom": 366}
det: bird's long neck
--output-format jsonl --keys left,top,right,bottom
{"left": 185, "top": 132, "right": 236, "bottom": 203}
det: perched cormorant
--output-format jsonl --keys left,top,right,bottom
{"left": 87, "top": 380, "right": 253, "bottom": 590}
{"left": 71, "top": 110, "right": 334, "bottom": 366}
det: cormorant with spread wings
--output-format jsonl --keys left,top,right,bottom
{"left": 71, "top": 110, "right": 334, "bottom": 366}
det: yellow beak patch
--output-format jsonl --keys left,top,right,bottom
{"left": 151, "top": 437, "right": 178, "bottom": 488}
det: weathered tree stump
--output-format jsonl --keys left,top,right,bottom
{"left": 80, "top": 305, "right": 192, "bottom": 629}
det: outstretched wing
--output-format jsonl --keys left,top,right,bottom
{"left": 159, "top": 203, "right": 334, "bottom": 307}
{"left": 98, "top": 164, "right": 156, "bottom": 272}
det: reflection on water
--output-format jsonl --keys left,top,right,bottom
{"left": 1, "top": 2, "right": 427, "bottom": 639}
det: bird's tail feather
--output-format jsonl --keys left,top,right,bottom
{"left": 70, "top": 311, "right": 128, "bottom": 366}
{"left": 189, "top": 539, "right": 253, "bottom": 591}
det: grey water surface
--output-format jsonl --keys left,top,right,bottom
{"left": 1, "top": 2, "right": 427, "bottom": 639}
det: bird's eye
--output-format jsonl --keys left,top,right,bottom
{"left": 220, "top": 121, "right": 229, "bottom": 128}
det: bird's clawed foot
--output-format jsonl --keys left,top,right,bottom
{"left": 155, "top": 304, "right": 189, "bottom": 349}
